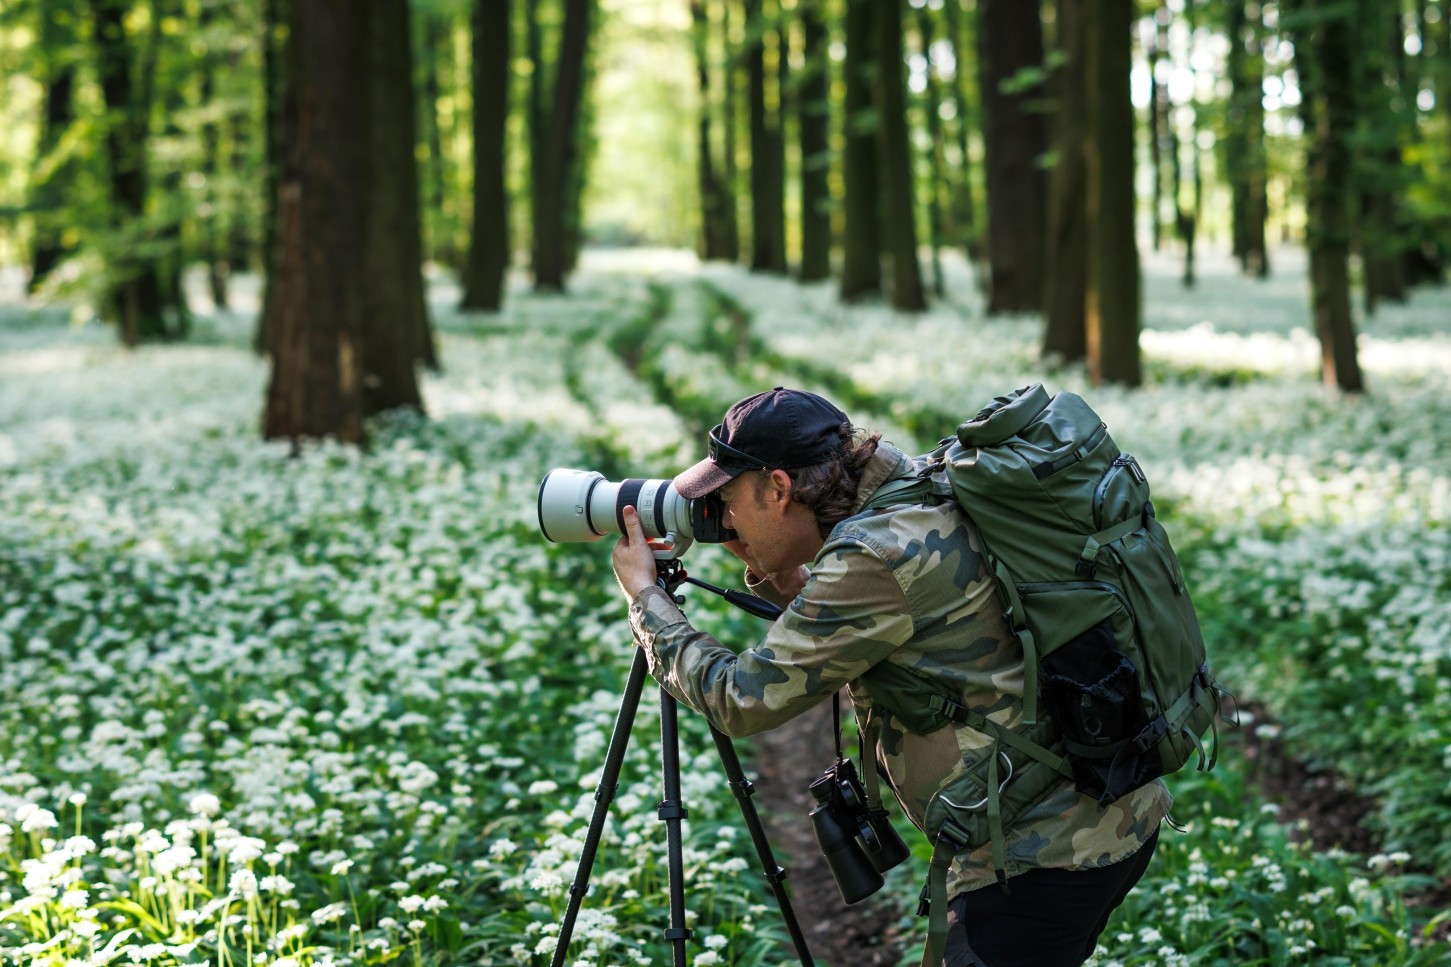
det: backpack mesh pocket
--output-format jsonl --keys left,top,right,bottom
{"left": 1042, "top": 619, "right": 1152, "bottom": 803}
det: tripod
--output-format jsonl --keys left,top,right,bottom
{"left": 551, "top": 561, "right": 814, "bottom": 967}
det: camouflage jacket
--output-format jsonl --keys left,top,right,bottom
{"left": 629, "top": 442, "right": 1170, "bottom": 895}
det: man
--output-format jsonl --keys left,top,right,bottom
{"left": 611, "top": 387, "right": 1168, "bottom": 967}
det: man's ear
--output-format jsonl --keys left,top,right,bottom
{"left": 765, "top": 468, "right": 795, "bottom": 506}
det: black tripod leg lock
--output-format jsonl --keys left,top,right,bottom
{"left": 729, "top": 777, "right": 756, "bottom": 800}
{"left": 657, "top": 800, "right": 689, "bottom": 821}
{"left": 664, "top": 927, "right": 693, "bottom": 942}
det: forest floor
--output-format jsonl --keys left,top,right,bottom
{"left": 746, "top": 699, "right": 1451, "bottom": 965}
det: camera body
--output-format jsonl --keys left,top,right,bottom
{"left": 808, "top": 757, "right": 911, "bottom": 904}
{"left": 537, "top": 469, "right": 737, "bottom": 559}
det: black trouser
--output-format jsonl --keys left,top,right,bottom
{"left": 942, "top": 831, "right": 1159, "bottom": 967}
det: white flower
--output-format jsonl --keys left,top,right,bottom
{"left": 229, "top": 869, "right": 258, "bottom": 898}
{"left": 19, "top": 806, "right": 58, "bottom": 833}
{"left": 330, "top": 859, "right": 354, "bottom": 876}
{"left": 189, "top": 793, "right": 221, "bottom": 817}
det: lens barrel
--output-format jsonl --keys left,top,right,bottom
{"left": 537, "top": 468, "right": 737, "bottom": 551}
{"left": 537, "top": 469, "right": 691, "bottom": 546}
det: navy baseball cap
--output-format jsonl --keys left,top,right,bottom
{"left": 673, "top": 387, "right": 850, "bottom": 498}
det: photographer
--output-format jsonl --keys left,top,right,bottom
{"left": 610, "top": 387, "right": 1169, "bottom": 967}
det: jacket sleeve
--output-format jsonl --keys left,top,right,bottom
{"left": 628, "top": 541, "right": 913, "bottom": 736}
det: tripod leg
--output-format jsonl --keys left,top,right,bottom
{"left": 658, "top": 689, "right": 691, "bottom": 966}
{"left": 710, "top": 725, "right": 817, "bottom": 966}
{"left": 551, "top": 648, "right": 649, "bottom": 967}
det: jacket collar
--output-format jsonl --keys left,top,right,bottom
{"left": 850, "top": 442, "right": 915, "bottom": 516}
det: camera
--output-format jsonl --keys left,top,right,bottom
{"left": 808, "top": 757, "right": 911, "bottom": 904}
{"left": 536, "top": 469, "right": 737, "bottom": 559}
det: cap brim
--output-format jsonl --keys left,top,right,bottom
{"left": 673, "top": 458, "right": 737, "bottom": 499}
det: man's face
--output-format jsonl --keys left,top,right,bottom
{"left": 718, "top": 472, "right": 810, "bottom": 576}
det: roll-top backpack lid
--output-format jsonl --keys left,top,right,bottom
{"left": 956, "top": 384, "right": 1051, "bottom": 448}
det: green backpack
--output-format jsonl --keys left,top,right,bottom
{"left": 859, "top": 384, "right": 1227, "bottom": 964}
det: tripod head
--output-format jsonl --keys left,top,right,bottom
{"left": 655, "top": 560, "right": 783, "bottom": 622}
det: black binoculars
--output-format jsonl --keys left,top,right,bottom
{"left": 807, "top": 757, "right": 912, "bottom": 904}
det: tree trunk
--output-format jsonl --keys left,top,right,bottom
{"left": 360, "top": 0, "right": 433, "bottom": 414}
{"left": 797, "top": 0, "right": 832, "bottom": 281}
{"left": 199, "top": 0, "right": 229, "bottom": 312}
{"left": 1290, "top": 0, "right": 1364, "bottom": 392}
{"left": 1043, "top": 0, "right": 1087, "bottom": 362}
{"left": 28, "top": 2, "right": 77, "bottom": 293}
{"left": 839, "top": 0, "right": 881, "bottom": 300}
{"left": 89, "top": 0, "right": 171, "bottom": 346}
{"left": 1171, "top": 4, "right": 1199, "bottom": 291}
{"left": 1085, "top": 0, "right": 1141, "bottom": 386}
{"left": 721, "top": 0, "right": 741, "bottom": 262}
{"left": 1356, "top": 0, "right": 1408, "bottom": 315}
{"left": 461, "top": 0, "right": 512, "bottom": 310}
{"left": 1146, "top": 8, "right": 1166, "bottom": 253}
{"left": 917, "top": 5, "right": 948, "bottom": 299}
{"left": 874, "top": 0, "right": 926, "bottom": 310}
{"left": 745, "top": 0, "right": 787, "bottom": 273}
{"left": 1226, "top": 0, "right": 1271, "bottom": 277}
{"left": 977, "top": 0, "right": 1047, "bottom": 314}
{"left": 693, "top": 0, "right": 733, "bottom": 262}
{"left": 262, "top": 0, "right": 368, "bottom": 444}
{"left": 531, "top": 0, "right": 593, "bottom": 291}
{"left": 151, "top": 0, "right": 191, "bottom": 340}
{"left": 942, "top": 0, "right": 980, "bottom": 264}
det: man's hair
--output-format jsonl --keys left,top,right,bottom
{"left": 785, "top": 423, "right": 882, "bottom": 537}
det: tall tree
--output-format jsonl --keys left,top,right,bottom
{"left": 1169, "top": 1, "right": 1202, "bottom": 289}
{"left": 692, "top": 0, "right": 735, "bottom": 262}
{"left": 1287, "top": 0, "right": 1364, "bottom": 392}
{"left": 797, "top": 0, "right": 832, "bottom": 281}
{"left": 360, "top": 0, "right": 434, "bottom": 410}
{"left": 262, "top": 0, "right": 368, "bottom": 443}
{"left": 745, "top": 0, "right": 787, "bottom": 273}
{"left": 531, "top": 0, "right": 594, "bottom": 291}
{"left": 976, "top": 0, "right": 1047, "bottom": 314}
{"left": 1225, "top": 0, "right": 1271, "bottom": 277}
{"left": 720, "top": 0, "right": 742, "bottom": 262}
{"left": 27, "top": 2, "right": 78, "bottom": 293}
{"left": 199, "top": 0, "right": 230, "bottom": 310}
{"left": 417, "top": 9, "right": 456, "bottom": 268}
{"left": 839, "top": 0, "right": 882, "bottom": 300}
{"left": 1084, "top": 0, "right": 1140, "bottom": 386}
{"left": 942, "top": 0, "right": 980, "bottom": 264}
{"left": 89, "top": 0, "right": 177, "bottom": 345}
{"left": 874, "top": 0, "right": 926, "bottom": 310}
{"left": 1356, "top": 0, "right": 1409, "bottom": 314}
{"left": 916, "top": 4, "right": 949, "bottom": 299}
{"left": 1043, "top": 0, "right": 1088, "bottom": 362}
{"left": 461, "top": 0, "right": 513, "bottom": 310}
{"left": 1145, "top": 6, "right": 1169, "bottom": 253}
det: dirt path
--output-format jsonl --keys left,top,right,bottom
{"left": 749, "top": 697, "right": 909, "bottom": 967}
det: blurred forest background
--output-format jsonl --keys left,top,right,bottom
{"left": 1, "top": 0, "right": 1449, "bottom": 433}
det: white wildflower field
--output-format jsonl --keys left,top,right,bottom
{"left": 2, "top": 247, "right": 1449, "bottom": 966}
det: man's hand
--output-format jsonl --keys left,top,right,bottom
{"left": 612, "top": 506, "right": 661, "bottom": 603}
